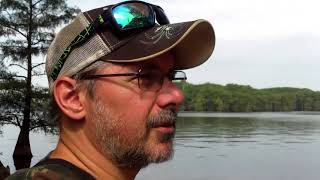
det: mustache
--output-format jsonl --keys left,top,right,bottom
{"left": 147, "top": 110, "right": 177, "bottom": 129}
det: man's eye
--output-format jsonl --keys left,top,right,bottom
{"left": 138, "top": 72, "right": 160, "bottom": 90}
{"left": 138, "top": 75, "right": 153, "bottom": 88}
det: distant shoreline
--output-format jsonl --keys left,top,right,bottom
{"left": 178, "top": 82, "right": 320, "bottom": 112}
{"left": 178, "top": 111, "right": 320, "bottom": 118}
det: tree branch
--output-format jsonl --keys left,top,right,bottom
{"left": 11, "top": 75, "right": 27, "bottom": 79}
{"left": 0, "top": 115, "right": 21, "bottom": 127}
{"left": 1, "top": 121, "right": 20, "bottom": 127}
{"left": 4, "top": 10, "right": 13, "bottom": 22}
{"left": 30, "top": 124, "right": 49, "bottom": 131}
{"left": 0, "top": 76, "right": 25, "bottom": 80}
{"left": 9, "top": 63, "right": 27, "bottom": 71}
{"left": 32, "top": 39, "right": 44, "bottom": 45}
{"left": 32, "top": 0, "right": 44, "bottom": 7}
{"left": 32, "top": 62, "right": 45, "bottom": 69}
{"left": 32, "top": 72, "right": 46, "bottom": 76}
{"left": 0, "top": 23, "right": 27, "bottom": 38}
{"left": 33, "top": 5, "right": 48, "bottom": 18}
{"left": 11, "top": 113, "right": 22, "bottom": 127}
{"left": 32, "top": 38, "right": 52, "bottom": 46}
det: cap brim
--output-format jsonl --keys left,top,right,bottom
{"left": 101, "top": 19, "right": 215, "bottom": 69}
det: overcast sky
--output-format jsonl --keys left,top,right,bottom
{"left": 34, "top": 0, "right": 320, "bottom": 90}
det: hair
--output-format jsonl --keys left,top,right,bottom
{"left": 48, "top": 60, "right": 110, "bottom": 127}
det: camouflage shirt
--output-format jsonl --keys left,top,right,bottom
{"left": 5, "top": 158, "right": 95, "bottom": 180}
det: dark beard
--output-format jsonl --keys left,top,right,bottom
{"left": 112, "top": 109, "right": 177, "bottom": 168}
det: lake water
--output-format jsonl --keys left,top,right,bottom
{"left": 1, "top": 112, "right": 320, "bottom": 180}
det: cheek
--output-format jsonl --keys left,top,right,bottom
{"left": 96, "top": 84, "right": 156, "bottom": 133}
{"left": 119, "top": 98, "right": 153, "bottom": 135}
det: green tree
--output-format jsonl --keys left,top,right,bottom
{"left": 0, "top": 0, "right": 79, "bottom": 169}
{"left": 213, "top": 97, "right": 224, "bottom": 111}
{"left": 178, "top": 82, "right": 320, "bottom": 112}
{"left": 192, "top": 93, "right": 205, "bottom": 111}
{"left": 0, "top": 73, "right": 51, "bottom": 132}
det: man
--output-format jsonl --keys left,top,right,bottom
{"left": 7, "top": 1, "right": 215, "bottom": 179}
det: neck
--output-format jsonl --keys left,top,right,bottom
{"left": 50, "top": 125, "right": 140, "bottom": 180}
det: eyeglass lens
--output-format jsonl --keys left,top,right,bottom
{"left": 138, "top": 70, "right": 186, "bottom": 91}
{"left": 171, "top": 71, "right": 187, "bottom": 81}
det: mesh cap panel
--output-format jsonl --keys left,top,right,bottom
{"left": 46, "top": 13, "right": 110, "bottom": 91}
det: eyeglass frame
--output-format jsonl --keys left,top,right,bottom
{"left": 79, "top": 69, "right": 187, "bottom": 92}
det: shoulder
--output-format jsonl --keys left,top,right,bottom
{"left": 5, "top": 165, "right": 62, "bottom": 180}
{"left": 6, "top": 159, "right": 95, "bottom": 180}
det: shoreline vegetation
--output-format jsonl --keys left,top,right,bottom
{"left": 177, "top": 82, "right": 320, "bottom": 112}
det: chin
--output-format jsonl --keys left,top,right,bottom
{"left": 145, "top": 137, "right": 175, "bottom": 164}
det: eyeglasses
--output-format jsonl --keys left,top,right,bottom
{"left": 50, "top": 0, "right": 170, "bottom": 80}
{"left": 80, "top": 69, "right": 187, "bottom": 92}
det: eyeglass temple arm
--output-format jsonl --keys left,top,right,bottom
{"left": 80, "top": 72, "right": 139, "bottom": 80}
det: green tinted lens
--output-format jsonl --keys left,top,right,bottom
{"left": 112, "top": 3, "right": 154, "bottom": 30}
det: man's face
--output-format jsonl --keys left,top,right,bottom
{"left": 84, "top": 53, "right": 184, "bottom": 168}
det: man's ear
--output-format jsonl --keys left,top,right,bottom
{"left": 53, "top": 77, "right": 86, "bottom": 120}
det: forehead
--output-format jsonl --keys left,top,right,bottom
{"left": 107, "top": 52, "right": 175, "bottom": 72}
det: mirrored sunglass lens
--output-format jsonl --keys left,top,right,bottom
{"left": 112, "top": 3, "right": 154, "bottom": 30}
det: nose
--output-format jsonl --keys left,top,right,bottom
{"left": 156, "top": 79, "right": 185, "bottom": 111}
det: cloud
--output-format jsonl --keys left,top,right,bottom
{"left": 56, "top": 0, "right": 320, "bottom": 91}
{"left": 186, "top": 34, "right": 320, "bottom": 90}
{"left": 161, "top": 0, "right": 319, "bottom": 38}
{"left": 68, "top": 0, "right": 320, "bottom": 39}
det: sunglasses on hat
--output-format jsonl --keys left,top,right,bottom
{"left": 50, "top": 0, "right": 170, "bottom": 80}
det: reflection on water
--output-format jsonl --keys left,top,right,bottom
{"left": 1, "top": 112, "right": 320, "bottom": 180}
{"left": 176, "top": 115, "right": 320, "bottom": 148}
{"left": 137, "top": 112, "right": 320, "bottom": 180}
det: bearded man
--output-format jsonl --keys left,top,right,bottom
{"left": 7, "top": 1, "right": 215, "bottom": 179}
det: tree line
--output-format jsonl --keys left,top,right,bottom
{"left": 177, "top": 82, "right": 320, "bottom": 112}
